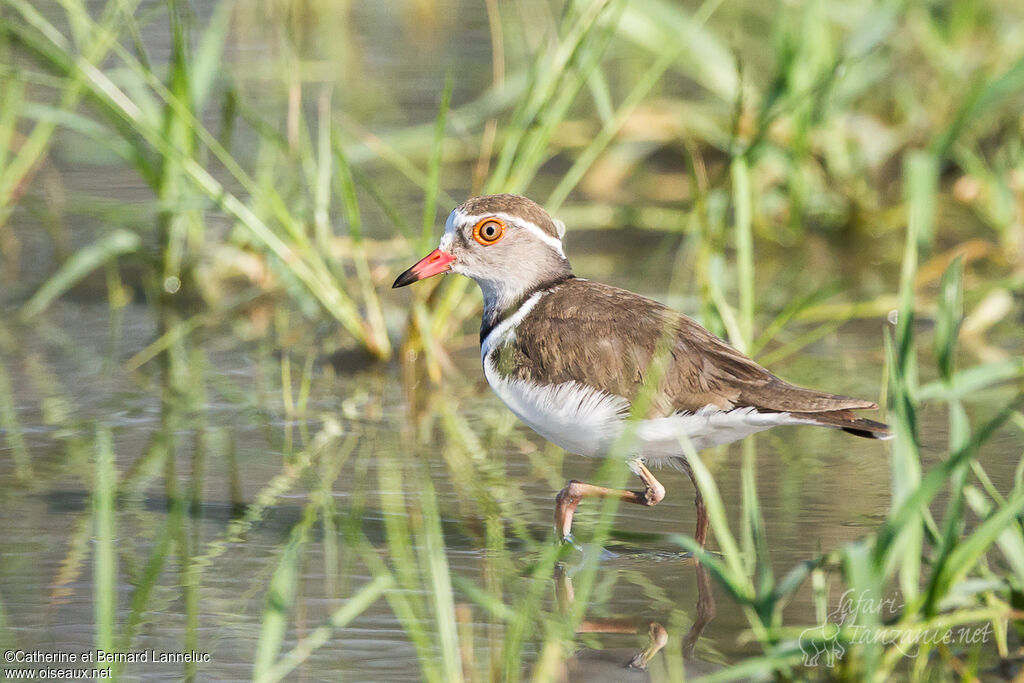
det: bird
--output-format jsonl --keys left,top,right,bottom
{"left": 393, "top": 194, "right": 890, "bottom": 547}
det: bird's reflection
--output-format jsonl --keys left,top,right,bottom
{"left": 555, "top": 562, "right": 717, "bottom": 679}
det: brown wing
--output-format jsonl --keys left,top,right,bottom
{"left": 510, "top": 279, "right": 882, "bottom": 423}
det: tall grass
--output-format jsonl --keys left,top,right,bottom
{"left": 657, "top": 150, "right": 1024, "bottom": 680}
{"left": 1, "top": 0, "right": 1023, "bottom": 681}
{"left": 5, "top": 0, "right": 393, "bottom": 358}
{"left": 4, "top": 0, "right": 1023, "bottom": 359}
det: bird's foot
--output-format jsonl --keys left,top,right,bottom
{"left": 558, "top": 533, "right": 585, "bottom": 553}
{"left": 556, "top": 534, "right": 620, "bottom": 570}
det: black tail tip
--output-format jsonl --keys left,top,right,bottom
{"left": 842, "top": 426, "right": 893, "bottom": 440}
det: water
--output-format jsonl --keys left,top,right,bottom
{"left": 2, "top": 1, "right": 1021, "bottom": 680}
{"left": 2, "top": 293, "right": 1016, "bottom": 679}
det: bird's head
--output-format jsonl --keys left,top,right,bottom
{"left": 393, "top": 194, "right": 572, "bottom": 317}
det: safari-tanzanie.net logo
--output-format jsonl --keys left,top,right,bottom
{"left": 798, "top": 589, "right": 993, "bottom": 668}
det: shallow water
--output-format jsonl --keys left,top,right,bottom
{"left": 1, "top": 293, "right": 1019, "bottom": 679}
{"left": 2, "top": 1, "right": 1022, "bottom": 680}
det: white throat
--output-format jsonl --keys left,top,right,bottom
{"left": 477, "top": 277, "right": 529, "bottom": 327}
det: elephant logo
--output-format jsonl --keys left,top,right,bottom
{"left": 799, "top": 600, "right": 854, "bottom": 668}
{"left": 799, "top": 620, "right": 846, "bottom": 667}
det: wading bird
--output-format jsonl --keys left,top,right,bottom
{"left": 394, "top": 194, "right": 890, "bottom": 546}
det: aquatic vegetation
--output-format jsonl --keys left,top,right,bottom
{"left": 0, "top": 0, "right": 1022, "bottom": 681}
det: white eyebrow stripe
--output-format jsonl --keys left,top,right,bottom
{"left": 444, "top": 208, "right": 461, "bottom": 234}
{"left": 460, "top": 211, "right": 565, "bottom": 257}
{"left": 439, "top": 208, "right": 462, "bottom": 251}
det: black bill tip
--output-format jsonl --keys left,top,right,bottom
{"left": 392, "top": 267, "right": 418, "bottom": 289}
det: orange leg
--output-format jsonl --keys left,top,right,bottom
{"left": 554, "top": 460, "right": 710, "bottom": 547}
{"left": 689, "top": 473, "right": 709, "bottom": 547}
{"left": 554, "top": 460, "right": 665, "bottom": 543}
{"left": 683, "top": 564, "right": 716, "bottom": 658}
{"left": 553, "top": 561, "right": 716, "bottom": 671}
{"left": 554, "top": 565, "right": 669, "bottom": 670}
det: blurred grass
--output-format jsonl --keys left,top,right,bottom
{"left": 0, "top": 0, "right": 1022, "bottom": 681}
{"left": 92, "top": 425, "right": 117, "bottom": 656}
{"left": 2, "top": 0, "right": 1021, "bottom": 362}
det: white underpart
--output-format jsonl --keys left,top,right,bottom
{"left": 481, "top": 291, "right": 807, "bottom": 466}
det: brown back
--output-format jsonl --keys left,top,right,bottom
{"left": 504, "top": 279, "right": 877, "bottom": 418}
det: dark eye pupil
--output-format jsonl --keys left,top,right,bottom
{"left": 483, "top": 223, "right": 498, "bottom": 238}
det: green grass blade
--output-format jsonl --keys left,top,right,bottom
{"left": 254, "top": 574, "right": 395, "bottom": 683}
{"left": 731, "top": 156, "right": 754, "bottom": 351}
{"left": 926, "top": 484, "right": 1024, "bottom": 615}
{"left": 617, "top": 0, "right": 738, "bottom": 102}
{"left": 414, "top": 468, "right": 464, "bottom": 681}
{"left": 0, "top": 355, "right": 32, "bottom": 480}
{"left": 0, "top": 0, "right": 141, "bottom": 215}
{"left": 917, "top": 359, "right": 1024, "bottom": 402}
{"left": 422, "top": 75, "right": 453, "bottom": 251}
{"left": 19, "top": 229, "right": 141, "bottom": 321}
{"left": 933, "top": 257, "right": 964, "bottom": 383}
{"left": 0, "top": 76, "right": 25, "bottom": 174}
{"left": 252, "top": 504, "right": 316, "bottom": 678}
{"left": 93, "top": 425, "right": 117, "bottom": 655}
{"left": 932, "top": 53, "right": 1024, "bottom": 160}
{"left": 314, "top": 88, "right": 334, "bottom": 254}
{"left": 188, "top": 0, "right": 232, "bottom": 111}
{"left": 546, "top": 37, "right": 684, "bottom": 212}
{"left": 875, "top": 394, "right": 1024, "bottom": 561}
{"left": 750, "top": 284, "right": 841, "bottom": 358}
{"left": 963, "top": 486, "right": 1024, "bottom": 593}
{"left": 678, "top": 438, "right": 750, "bottom": 598}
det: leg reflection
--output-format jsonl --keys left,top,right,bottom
{"left": 555, "top": 562, "right": 716, "bottom": 673}
{"left": 683, "top": 564, "right": 716, "bottom": 659}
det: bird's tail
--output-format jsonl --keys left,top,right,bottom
{"left": 791, "top": 409, "right": 892, "bottom": 440}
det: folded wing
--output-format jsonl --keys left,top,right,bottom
{"left": 511, "top": 279, "right": 889, "bottom": 438}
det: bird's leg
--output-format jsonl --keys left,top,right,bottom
{"left": 624, "top": 621, "right": 670, "bottom": 670}
{"left": 683, "top": 564, "right": 716, "bottom": 658}
{"left": 685, "top": 468, "right": 709, "bottom": 547}
{"left": 554, "top": 460, "right": 665, "bottom": 543}
{"left": 554, "top": 565, "right": 669, "bottom": 671}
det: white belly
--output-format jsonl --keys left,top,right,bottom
{"left": 482, "top": 353, "right": 795, "bottom": 464}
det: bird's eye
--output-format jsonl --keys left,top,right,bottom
{"left": 473, "top": 218, "right": 505, "bottom": 245}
